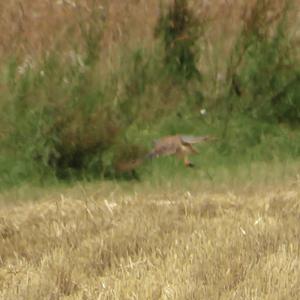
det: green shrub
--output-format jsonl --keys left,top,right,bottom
{"left": 155, "top": 0, "right": 203, "bottom": 81}
{"left": 225, "top": 0, "right": 300, "bottom": 124}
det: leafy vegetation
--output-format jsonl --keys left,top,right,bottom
{"left": 0, "top": 0, "right": 299, "bottom": 188}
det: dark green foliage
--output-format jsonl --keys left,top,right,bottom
{"left": 225, "top": 0, "right": 300, "bottom": 124}
{"left": 155, "top": 0, "right": 202, "bottom": 81}
{"left": 0, "top": 47, "right": 168, "bottom": 185}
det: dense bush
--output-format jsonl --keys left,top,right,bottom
{"left": 224, "top": 0, "right": 300, "bottom": 124}
{"left": 155, "top": 0, "right": 203, "bottom": 81}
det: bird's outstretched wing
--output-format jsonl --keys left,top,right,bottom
{"left": 146, "top": 135, "right": 216, "bottom": 159}
{"left": 180, "top": 135, "right": 215, "bottom": 145}
{"left": 147, "top": 143, "right": 177, "bottom": 158}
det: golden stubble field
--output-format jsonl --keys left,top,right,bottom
{"left": 1, "top": 176, "right": 300, "bottom": 299}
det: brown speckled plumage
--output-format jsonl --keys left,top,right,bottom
{"left": 147, "top": 135, "right": 215, "bottom": 167}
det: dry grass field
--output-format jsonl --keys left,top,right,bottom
{"left": 1, "top": 168, "right": 300, "bottom": 299}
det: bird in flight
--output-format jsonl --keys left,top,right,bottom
{"left": 116, "top": 135, "right": 216, "bottom": 173}
{"left": 147, "top": 135, "right": 216, "bottom": 167}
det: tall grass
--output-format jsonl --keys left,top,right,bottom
{"left": 0, "top": 0, "right": 299, "bottom": 188}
